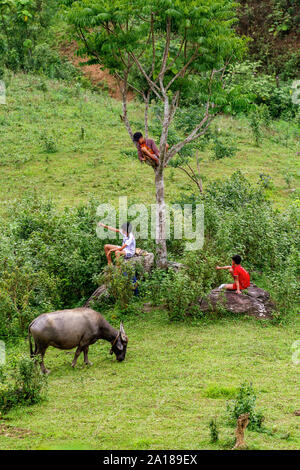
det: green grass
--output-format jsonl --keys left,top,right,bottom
{"left": 0, "top": 310, "right": 299, "bottom": 450}
{"left": 0, "top": 73, "right": 299, "bottom": 216}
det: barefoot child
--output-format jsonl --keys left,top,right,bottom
{"left": 133, "top": 132, "right": 169, "bottom": 168}
{"left": 216, "top": 255, "right": 250, "bottom": 294}
{"left": 139, "top": 137, "right": 160, "bottom": 167}
{"left": 98, "top": 222, "right": 136, "bottom": 265}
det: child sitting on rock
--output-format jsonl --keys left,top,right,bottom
{"left": 98, "top": 221, "right": 136, "bottom": 265}
{"left": 216, "top": 255, "right": 250, "bottom": 294}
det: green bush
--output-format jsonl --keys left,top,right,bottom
{"left": 212, "top": 138, "right": 238, "bottom": 160}
{"left": 0, "top": 357, "right": 47, "bottom": 414}
{"left": 171, "top": 171, "right": 300, "bottom": 318}
{"left": 98, "top": 261, "right": 138, "bottom": 312}
{"left": 225, "top": 61, "right": 298, "bottom": 119}
{"left": 209, "top": 418, "right": 219, "bottom": 443}
{"left": 226, "top": 382, "right": 264, "bottom": 431}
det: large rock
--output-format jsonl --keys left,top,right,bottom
{"left": 198, "top": 283, "right": 275, "bottom": 319}
{"left": 125, "top": 250, "right": 154, "bottom": 273}
{"left": 84, "top": 251, "right": 154, "bottom": 307}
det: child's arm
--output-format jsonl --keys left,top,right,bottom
{"left": 216, "top": 265, "right": 231, "bottom": 270}
{"left": 141, "top": 146, "right": 155, "bottom": 159}
{"left": 98, "top": 223, "right": 120, "bottom": 233}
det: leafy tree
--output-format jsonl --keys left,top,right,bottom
{"left": 62, "top": 0, "right": 246, "bottom": 267}
{"left": 0, "top": 0, "right": 58, "bottom": 73}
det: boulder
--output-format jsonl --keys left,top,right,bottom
{"left": 198, "top": 283, "right": 275, "bottom": 319}
{"left": 84, "top": 251, "right": 154, "bottom": 307}
{"left": 126, "top": 249, "right": 154, "bottom": 273}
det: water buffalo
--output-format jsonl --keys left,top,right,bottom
{"left": 28, "top": 307, "right": 128, "bottom": 374}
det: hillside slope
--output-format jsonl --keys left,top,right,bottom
{"left": 0, "top": 73, "right": 299, "bottom": 214}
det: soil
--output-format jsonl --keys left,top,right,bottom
{"left": 0, "top": 422, "right": 35, "bottom": 438}
{"left": 60, "top": 41, "right": 134, "bottom": 101}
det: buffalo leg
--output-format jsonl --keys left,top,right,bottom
{"left": 39, "top": 347, "right": 50, "bottom": 375}
{"left": 71, "top": 346, "right": 82, "bottom": 368}
{"left": 83, "top": 346, "right": 93, "bottom": 366}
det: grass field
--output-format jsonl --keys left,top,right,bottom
{"left": 0, "top": 73, "right": 299, "bottom": 214}
{"left": 1, "top": 310, "right": 299, "bottom": 450}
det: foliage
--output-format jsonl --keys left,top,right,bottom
{"left": 226, "top": 381, "right": 265, "bottom": 431}
{"left": 0, "top": 0, "right": 78, "bottom": 79}
{"left": 98, "top": 261, "right": 138, "bottom": 312}
{"left": 236, "top": 1, "right": 300, "bottom": 79}
{"left": 225, "top": 61, "right": 298, "bottom": 119}
{"left": 209, "top": 418, "right": 219, "bottom": 443}
{"left": 212, "top": 137, "right": 238, "bottom": 160}
{"left": 249, "top": 106, "right": 262, "bottom": 145}
{"left": 41, "top": 131, "right": 58, "bottom": 153}
{"left": 0, "top": 193, "right": 109, "bottom": 337}
{"left": 0, "top": 356, "right": 47, "bottom": 414}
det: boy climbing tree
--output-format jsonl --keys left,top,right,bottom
{"left": 133, "top": 132, "right": 160, "bottom": 167}
{"left": 133, "top": 132, "right": 169, "bottom": 168}
{"left": 216, "top": 255, "right": 250, "bottom": 294}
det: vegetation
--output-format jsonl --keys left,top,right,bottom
{"left": 0, "top": 357, "right": 47, "bottom": 414}
{"left": 226, "top": 381, "right": 264, "bottom": 431}
{"left": 0, "top": 0, "right": 299, "bottom": 451}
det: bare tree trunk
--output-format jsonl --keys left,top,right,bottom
{"left": 155, "top": 169, "right": 167, "bottom": 268}
{"left": 233, "top": 413, "right": 250, "bottom": 449}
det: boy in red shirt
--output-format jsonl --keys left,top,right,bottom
{"left": 216, "top": 255, "right": 250, "bottom": 294}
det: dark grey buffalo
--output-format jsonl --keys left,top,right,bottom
{"left": 28, "top": 308, "right": 128, "bottom": 374}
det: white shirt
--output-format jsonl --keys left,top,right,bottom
{"left": 121, "top": 231, "right": 136, "bottom": 257}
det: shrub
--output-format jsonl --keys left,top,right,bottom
{"left": 249, "top": 106, "right": 263, "bottom": 146}
{"left": 212, "top": 138, "right": 238, "bottom": 160}
{"left": 0, "top": 357, "right": 47, "bottom": 414}
{"left": 173, "top": 171, "right": 300, "bottom": 318}
{"left": 99, "top": 261, "right": 138, "bottom": 312}
{"left": 225, "top": 61, "right": 298, "bottom": 119}
{"left": 209, "top": 418, "right": 219, "bottom": 443}
{"left": 41, "top": 131, "right": 58, "bottom": 153}
{"left": 226, "top": 381, "right": 264, "bottom": 431}
{"left": 29, "top": 43, "right": 78, "bottom": 81}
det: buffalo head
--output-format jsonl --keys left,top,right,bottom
{"left": 110, "top": 322, "right": 128, "bottom": 362}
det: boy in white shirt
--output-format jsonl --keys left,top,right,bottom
{"left": 98, "top": 221, "right": 136, "bottom": 265}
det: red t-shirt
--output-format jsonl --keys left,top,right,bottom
{"left": 232, "top": 264, "right": 250, "bottom": 289}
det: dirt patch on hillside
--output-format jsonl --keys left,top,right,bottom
{"left": 60, "top": 42, "right": 134, "bottom": 101}
{"left": 0, "top": 422, "right": 35, "bottom": 438}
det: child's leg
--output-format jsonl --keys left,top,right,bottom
{"left": 219, "top": 283, "right": 237, "bottom": 291}
{"left": 115, "top": 250, "right": 126, "bottom": 264}
{"left": 144, "top": 153, "right": 159, "bottom": 166}
{"left": 225, "top": 283, "right": 237, "bottom": 291}
{"left": 104, "top": 244, "right": 121, "bottom": 265}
